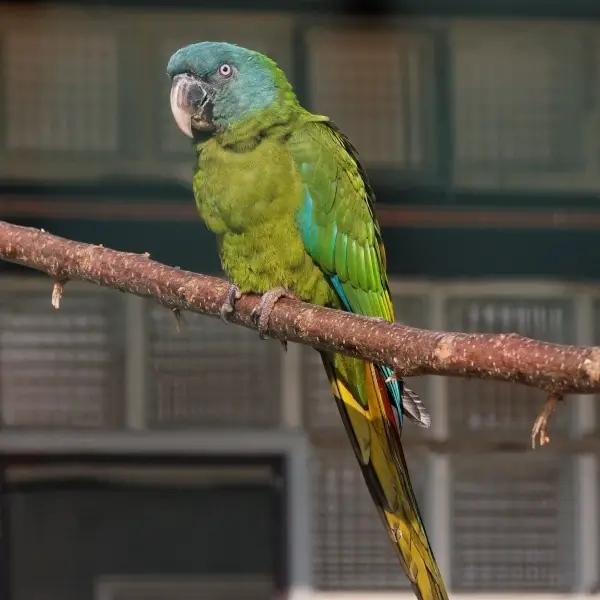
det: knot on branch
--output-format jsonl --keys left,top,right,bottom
{"left": 583, "top": 349, "right": 600, "bottom": 383}
{"left": 433, "top": 334, "right": 458, "bottom": 366}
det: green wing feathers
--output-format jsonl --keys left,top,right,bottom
{"left": 291, "top": 117, "right": 448, "bottom": 599}
{"left": 291, "top": 119, "right": 394, "bottom": 322}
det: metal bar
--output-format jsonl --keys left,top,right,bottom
{"left": 0, "top": 430, "right": 307, "bottom": 455}
{"left": 308, "top": 433, "right": 596, "bottom": 453}
{"left": 281, "top": 342, "right": 304, "bottom": 429}
{"left": 426, "top": 287, "right": 452, "bottom": 586}
{"left": 388, "top": 278, "right": 600, "bottom": 299}
{"left": 125, "top": 294, "right": 149, "bottom": 430}
{"left": 2, "top": 427, "right": 597, "bottom": 455}
{"left": 3, "top": 274, "right": 600, "bottom": 303}
{"left": 287, "top": 437, "right": 313, "bottom": 600}
{"left": 573, "top": 292, "right": 598, "bottom": 592}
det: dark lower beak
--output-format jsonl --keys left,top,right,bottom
{"left": 170, "top": 74, "right": 214, "bottom": 137}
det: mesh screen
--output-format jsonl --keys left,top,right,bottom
{"left": 160, "top": 19, "right": 292, "bottom": 155}
{"left": 312, "top": 443, "right": 427, "bottom": 590}
{"left": 303, "top": 295, "right": 429, "bottom": 438}
{"left": 302, "top": 347, "right": 339, "bottom": 433}
{"left": 447, "top": 297, "right": 574, "bottom": 435}
{"left": 148, "top": 307, "right": 281, "bottom": 428}
{"left": 0, "top": 291, "right": 123, "bottom": 427}
{"left": 452, "top": 26, "right": 582, "bottom": 170}
{"left": 307, "top": 28, "right": 433, "bottom": 168}
{"left": 451, "top": 454, "right": 574, "bottom": 592}
{"left": 4, "top": 31, "right": 119, "bottom": 152}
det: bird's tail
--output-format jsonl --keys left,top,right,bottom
{"left": 320, "top": 351, "right": 449, "bottom": 600}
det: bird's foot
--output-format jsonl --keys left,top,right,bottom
{"left": 220, "top": 284, "right": 242, "bottom": 323}
{"left": 531, "top": 392, "right": 563, "bottom": 449}
{"left": 251, "top": 286, "right": 300, "bottom": 350}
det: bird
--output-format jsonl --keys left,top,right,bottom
{"left": 167, "top": 41, "right": 448, "bottom": 600}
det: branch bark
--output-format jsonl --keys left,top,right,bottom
{"left": 1, "top": 220, "right": 599, "bottom": 447}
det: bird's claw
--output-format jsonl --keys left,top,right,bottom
{"left": 251, "top": 287, "right": 299, "bottom": 348}
{"left": 220, "top": 284, "right": 242, "bottom": 323}
{"left": 531, "top": 392, "right": 563, "bottom": 449}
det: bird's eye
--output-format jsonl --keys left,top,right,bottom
{"left": 218, "top": 63, "right": 233, "bottom": 78}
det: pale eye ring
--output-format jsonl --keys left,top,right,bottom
{"left": 218, "top": 63, "right": 233, "bottom": 78}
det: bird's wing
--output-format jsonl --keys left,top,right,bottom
{"left": 289, "top": 118, "right": 447, "bottom": 600}
{"left": 290, "top": 117, "right": 429, "bottom": 427}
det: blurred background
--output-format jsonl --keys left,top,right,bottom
{"left": 0, "top": 0, "right": 600, "bottom": 599}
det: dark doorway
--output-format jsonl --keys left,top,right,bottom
{"left": 0, "top": 454, "right": 286, "bottom": 600}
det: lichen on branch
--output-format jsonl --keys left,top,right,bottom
{"left": 1, "top": 219, "right": 599, "bottom": 447}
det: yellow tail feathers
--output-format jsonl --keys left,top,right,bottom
{"left": 320, "top": 351, "right": 449, "bottom": 600}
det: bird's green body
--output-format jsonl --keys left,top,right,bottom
{"left": 168, "top": 42, "right": 449, "bottom": 600}
{"left": 193, "top": 112, "right": 337, "bottom": 308}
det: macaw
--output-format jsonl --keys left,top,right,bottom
{"left": 167, "top": 41, "right": 448, "bottom": 600}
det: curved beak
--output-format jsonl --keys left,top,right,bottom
{"left": 170, "top": 74, "right": 197, "bottom": 138}
{"left": 170, "top": 74, "right": 215, "bottom": 137}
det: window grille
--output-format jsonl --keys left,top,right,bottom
{"left": 447, "top": 297, "right": 574, "bottom": 435}
{"left": 5, "top": 31, "right": 118, "bottom": 152}
{"left": 452, "top": 24, "right": 583, "bottom": 171}
{"left": 0, "top": 290, "right": 124, "bottom": 427}
{"left": 148, "top": 307, "right": 281, "bottom": 428}
{"left": 451, "top": 454, "right": 574, "bottom": 591}
{"left": 307, "top": 28, "right": 434, "bottom": 169}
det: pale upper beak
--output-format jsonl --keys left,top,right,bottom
{"left": 169, "top": 73, "right": 207, "bottom": 138}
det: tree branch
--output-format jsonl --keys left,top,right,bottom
{"left": 1, "top": 220, "right": 599, "bottom": 447}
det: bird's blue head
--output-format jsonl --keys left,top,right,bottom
{"left": 167, "top": 41, "right": 288, "bottom": 137}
